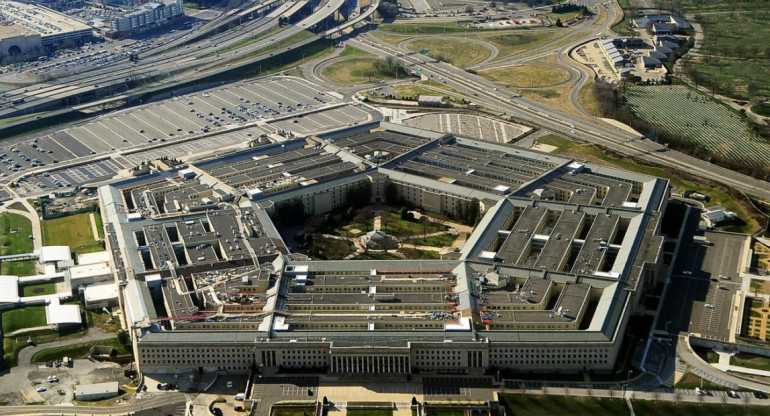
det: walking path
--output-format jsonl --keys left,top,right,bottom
{"left": 89, "top": 212, "right": 100, "bottom": 241}
{"left": 712, "top": 350, "right": 770, "bottom": 378}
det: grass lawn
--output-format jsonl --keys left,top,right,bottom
{"left": 480, "top": 65, "right": 571, "bottom": 88}
{"left": 399, "top": 247, "right": 440, "bottom": 259}
{"left": 697, "top": 12, "right": 770, "bottom": 60}
{"left": 687, "top": 56, "right": 770, "bottom": 101}
{"left": 30, "top": 337, "right": 132, "bottom": 363}
{"left": 730, "top": 353, "right": 770, "bottom": 371}
{"left": 406, "top": 233, "right": 457, "bottom": 247}
{"left": 1, "top": 305, "right": 47, "bottom": 333}
{"left": 501, "top": 394, "right": 628, "bottom": 416}
{"left": 405, "top": 38, "right": 491, "bottom": 67}
{"left": 347, "top": 410, "right": 392, "bottom": 416}
{"left": 0, "top": 212, "right": 34, "bottom": 254}
{"left": 41, "top": 212, "right": 102, "bottom": 256}
{"left": 340, "top": 46, "right": 370, "bottom": 56}
{"left": 6, "top": 202, "right": 27, "bottom": 212}
{"left": 94, "top": 210, "right": 105, "bottom": 239}
{"left": 381, "top": 213, "right": 446, "bottom": 237}
{"left": 674, "top": 371, "right": 732, "bottom": 391}
{"left": 503, "top": 393, "right": 768, "bottom": 415}
{"left": 21, "top": 282, "right": 55, "bottom": 297}
{"left": 307, "top": 235, "right": 355, "bottom": 260}
{"left": 578, "top": 80, "right": 600, "bottom": 116}
{"left": 272, "top": 408, "right": 316, "bottom": 416}
{"left": 1, "top": 260, "right": 36, "bottom": 277}
{"left": 536, "top": 134, "right": 762, "bottom": 234}
{"left": 376, "top": 22, "right": 487, "bottom": 35}
{"left": 326, "top": 219, "right": 373, "bottom": 238}
{"left": 353, "top": 251, "right": 401, "bottom": 260}
{"left": 753, "top": 102, "right": 770, "bottom": 117}
{"left": 471, "top": 31, "right": 563, "bottom": 59}
{"left": 321, "top": 58, "right": 402, "bottom": 84}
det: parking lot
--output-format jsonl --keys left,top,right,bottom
{"left": 23, "top": 360, "right": 125, "bottom": 405}
{"left": 657, "top": 208, "right": 747, "bottom": 340}
{"left": 9, "top": 76, "right": 378, "bottom": 195}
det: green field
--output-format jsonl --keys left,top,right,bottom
{"left": 624, "top": 85, "right": 770, "bottom": 166}
{"left": 41, "top": 212, "right": 103, "bottom": 256}
{"left": 536, "top": 134, "right": 761, "bottom": 234}
{"left": 399, "top": 248, "right": 440, "bottom": 259}
{"left": 1, "top": 305, "right": 47, "bottom": 333}
{"left": 753, "top": 102, "right": 770, "bottom": 117}
{"left": 405, "top": 38, "right": 491, "bottom": 67}
{"left": 21, "top": 282, "right": 56, "bottom": 297}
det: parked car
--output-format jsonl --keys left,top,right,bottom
{"left": 36, "top": 387, "right": 46, "bottom": 392}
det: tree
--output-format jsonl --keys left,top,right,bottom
{"left": 750, "top": 44, "right": 760, "bottom": 59}
{"left": 734, "top": 44, "right": 746, "bottom": 59}
{"left": 555, "top": 18, "right": 563, "bottom": 27}
{"left": 465, "top": 5, "right": 474, "bottom": 14}
{"left": 378, "top": 2, "right": 398, "bottom": 18}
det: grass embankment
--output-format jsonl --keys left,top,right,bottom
{"left": 41, "top": 212, "right": 103, "bottom": 256}
{"left": 480, "top": 65, "right": 571, "bottom": 88}
{"left": 30, "top": 337, "right": 131, "bottom": 363}
{"left": 405, "top": 39, "right": 491, "bottom": 67}
{"left": 536, "top": 134, "right": 762, "bottom": 234}
{"left": 0, "top": 212, "right": 36, "bottom": 276}
{"left": 730, "top": 353, "right": 770, "bottom": 371}
{"left": 321, "top": 58, "right": 403, "bottom": 84}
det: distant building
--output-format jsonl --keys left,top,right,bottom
{"left": 0, "top": 1, "right": 93, "bottom": 48}
{"left": 75, "top": 381, "right": 119, "bottom": 401}
{"left": 0, "top": 22, "right": 42, "bottom": 63}
{"left": 106, "top": 0, "right": 184, "bottom": 37}
{"left": 632, "top": 14, "right": 691, "bottom": 34}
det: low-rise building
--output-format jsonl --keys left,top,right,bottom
{"left": 75, "top": 381, "right": 119, "bottom": 401}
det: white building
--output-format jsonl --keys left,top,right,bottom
{"left": 109, "top": 0, "right": 184, "bottom": 36}
{"left": 83, "top": 282, "right": 119, "bottom": 310}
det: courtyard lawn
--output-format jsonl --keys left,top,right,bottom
{"left": 399, "top": 248, "right": 440, "bottom": 259}
{"left": 381, "top": 213, "right": 447, "bottom": 237}
{"left": 21, "top": 282, "right": 55, "bottom": 297}
{"left": 1, "top": 305, "right": 47, "bottom": 333}
{"left": 406, "top": 233, "right": 457, "bottom": 247}
{"left": 307, "top": 236, "right": 355, "bottom": 260}
{"left": 41, "top": 212, "right": 103, "bottom": 255}
{"left": 1, "top": 260, "right": 36, "bottom": 277}
{"left": 353, "top": 251, "right": 401, "bottom": 260}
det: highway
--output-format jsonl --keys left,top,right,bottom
{"left": 0, "top": 0, "right": 347, "bottom": 119}
{"left": 347, "top": 18, "right": 770, "bottom": 200}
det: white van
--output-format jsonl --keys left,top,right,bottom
{"left": 234, "top": 393, "right": 245, "bottom": 401}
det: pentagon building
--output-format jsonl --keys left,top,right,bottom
{"left": 101, "top": 122, "right": 668, "bottom": 376}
